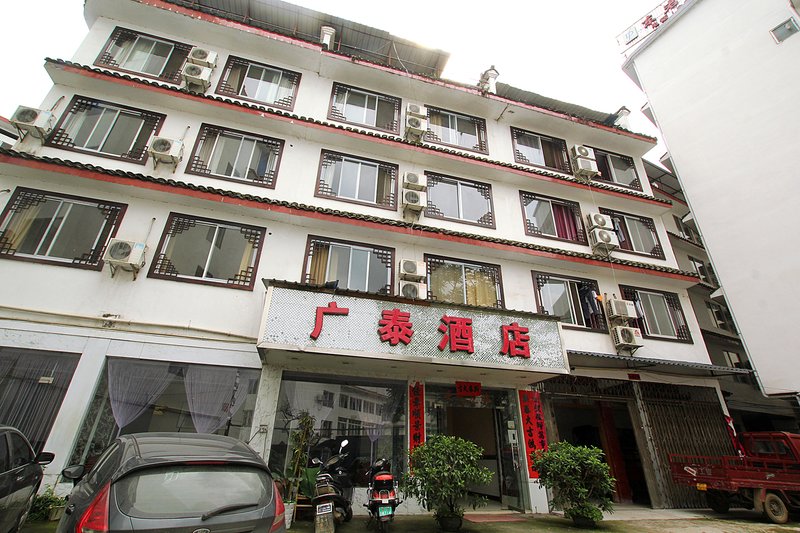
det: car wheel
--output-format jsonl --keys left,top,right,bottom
{"left": 706, "top": 490, "right": 730, "bottom": 514}
{"left": 765, "top": 492, "right": 789, "bottom": 524}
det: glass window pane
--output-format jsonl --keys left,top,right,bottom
{"left": 122, "top": 37, "right": 156, "bottom": 73}
{"left": 639, "top": 292, "right": 676, "bottom": 337}
{"left": 428, "top": 180, "right": 459, "bottom": 218}
{"left": 45, "top": 203, "right": 106, "bottom": 260}
{"left": 327, "top": 244, "right": 351, "bottom": 286}
{"left": 101, "top": 112, "right": 143, "bottom": 156}
{"left": 143, "top": 41, "right": 173, "bottom": 75}
{"left": 627, "top": 218, "right": 657, "bottom": 253}
{"left": 344, "top": 91, "right": 367, "bottom": 123}
{"left": 429, "top": 112, "right": 454, "bottom": 144}
{"left": 356, "top": 163, "right": 378, "bottom": 203}
{"left": 84, "top": 109, "right": 117, "bottom": 151}
{"left": 163, "top": 223, "right": 215, "bottom": 277}
{"left": 541, "top": 280, "right": 575, "bottom": 324}
{"left": 205, "top": 226, "right": 250, "bottom": 280}
{"left": 367, "top": 249, "right": 388, "bottom": 293}
{"left": 430, "top": 262, "right": 465, "bottom": 304}
{"left": 611, "top": 155, "right": 637, "bottom": 186}
{"left": 516, "top": 133, "right": 545, "bottom": 165}
{"left": 209, "top": 134, "right": 242, "bottom": 177}
{"left": 12, "top": 199, "right": 60, "bottom": 255}
{"left": 525, "top": 198, "right": 556, "bottom": 236}
{"left": 455, "top": 117, "right": 478, "bottom": 149}
{"left": 349, "top": 248, "right": 369, "bottom": 292}
{"left": 459, "top": 183, "right": 490, "bottom": 223}
{"left": 232, "top": 138, "right": 256, "bottom": 178}
{"left": 249, "top": 141, "right": 274, "bottom": 181}
{"left": 363, "top": 94, "right": 377, "bottom": 126}
{"left": 375, "top": 97, "right": 395, "bottom": 129}
{"left": 242, "top": 65, "right": 265, "bottom": 99}
{"left": 338, "top": 160, "right": 359, "bottom": 199}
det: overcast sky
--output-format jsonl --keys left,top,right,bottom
{"left": 0, "top": 0, "right": 663, "bottom": 159}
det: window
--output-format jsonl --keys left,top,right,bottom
{"left": 689, "top": 256, "right": 715, "bottom": 285}
{"left": 217, "top": 56, "right": 301, "bottom": 110}
{"left": 520, "top": 191, "right": 586, "bottom": 243}
{"left": 601, "top": 208, "right": 664, "bottom": 259}
{"left": 95, "top": 27, "right": 192, "bottom": 83}
{"left": 319, "top": 390, "right": 334, "bottom": 408}
{"left": 426, "top": 173, "right": 494, "bottom": 228}
{"left": 329, "top": 83, "right": 400, "bottom": 133}
{"left": 592, "top": 148, "right": 641, "bottom": 190}
{"left": 425, "top": 107, "right": 488, "bottom": 153}
{"left": 316, "top": 151, "right": 398, "bottom": 209}
{"left": 149, "top": 213, "right": 265, "bottom": 290}
{"left": 673, "top": 215, "right": 702, "bottom": 245}
{"left": 188, "top": 124, "right": 283, "bottom": 187}
{"left": 339, "top": 394, "right": 349, "bottom": 409}
{"left": 426, "top": 255, "right": 503, "bottom": 308}
{"left": 349, "top": 397, "right": 363, "bottom": 412}
{"left": 533, "top": 273, "right": 606, "bottom": 331}
{"left": 320, "top": 420, "right": 333, "bottom": 438}
{"left": 304, "top": 236, "right": 393, "bottom": 295}
{"left": 706, "top": 301, "right": 737, "bottom": 333}
{"left": 47, "top": 96, "right": 165, "bottom": 163}
{"left": 511, "top": 128, "right": 571, "bottom": 173}
{"left": 0, "top": 188, "right": 125, "bottom": 269}
{"left": 723, "top": 351, "right": 753, "bottom": 384}
{"left": 620, "top": 285, "right": 692, "bottom": 342}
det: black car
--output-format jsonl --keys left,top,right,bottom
{"left": 57, "top": 432, "right": 286, "bottom": 533}
{"left": 0, "top": 426, "right": 55, "bottom": 533}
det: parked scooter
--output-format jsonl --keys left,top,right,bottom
{"left": 364, "top": 458, "right": 402, "bottom": 532}
{"left": 311, "top": 439, "right": 353, "bottom": 533}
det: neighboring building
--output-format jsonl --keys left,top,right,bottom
{"left": 621, "top": 0, "right": 800, "bottom": 401}
{"left": 0, "top": 117, "right": 18, "bottom": 148}
{"left": 0, "top": 0, "right": 747, "bottom": 512}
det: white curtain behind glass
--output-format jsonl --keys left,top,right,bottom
{"left": 107, "top": 358, "right": 174, "bottom": 436}
{"left": 185, "top": 366, "right": 258, "bottom": 434}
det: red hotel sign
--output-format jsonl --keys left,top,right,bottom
{"left": 518, "top": 390, "right": 548, "bottom": 479}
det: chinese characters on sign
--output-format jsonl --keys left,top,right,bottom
{"left": 377, "top": 309, "right": 414, "bottom": 346}
{"left": 500, "top": 322, "right": 530, "bottom": 358}
{"left": 309, "top": 302, "right": 349, "bottom": 340}
{"left": 455, "top": 381, "right": 482, "bottom": 397}
{"left": 518, "top": 390, "right": 548, "bottom": 479}
{"left": 438, "top": 316, "right": 474, "bottom": 353}
{"left": 408, "top": 382, "right": 425, "bottom": 453}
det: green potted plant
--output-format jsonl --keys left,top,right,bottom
{"left": 29, "top": 485, "right": 67, "bottom": 522}
{"left": 402, "top": 434, "right": 493, "bottom": 532}
{"left": 531, "top": 441, "right": 615, "bottom": 528}
{"left": 284, "top": 410, "right": 316, "bottom": 529}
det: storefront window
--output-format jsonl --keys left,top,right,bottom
{"left": 269, "top": 372, "right": 406, "bottom": 487}
{"left": 69, "top": 358, "right": 260, "bottom": 468}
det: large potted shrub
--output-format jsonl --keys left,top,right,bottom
{"left": 531, "top": 441, "right": 615, "bottom": 528}
{"left": 402, "top": 434, "right": 493, "bottom": 532}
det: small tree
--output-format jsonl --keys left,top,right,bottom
{"left": 532, "top": 441, "right": 615, "bottom": 528}
{"left": 286, "top": 410, "right": 316, "bottom": 502}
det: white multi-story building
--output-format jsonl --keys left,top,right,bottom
{"left": 0, "top": 0, "right": 748, "bottom": 512}
{"left": 621, "top": 0, "right": 800, "bottom": 402}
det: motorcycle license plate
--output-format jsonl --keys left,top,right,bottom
{"left": 378, "top": 506, "right": 393, "bottom": 517}
{"left": 317, "top": 502, "right": 333, "bottom": 515}
{"left": 696, "top": 483, "right": 708, "bottom": 491}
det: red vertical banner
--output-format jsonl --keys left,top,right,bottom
{"left": 519, "top": 390, "right": 548, "bottom": 479}
{"left": 408, "top": 382, "right": 425, "bottom": 454}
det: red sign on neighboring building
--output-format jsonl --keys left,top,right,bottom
{"left": 408, "top": 382, "right": 425, "bottom": 453}
{"left": 455, "top": 381, "right": 482, "bottom": 397}
{"left": 519, "top": 390, "right": 548, "bottom": 479}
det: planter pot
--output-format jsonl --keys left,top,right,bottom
{"left": 49, "top": 506, "right": 66, "bottom": 521}
{"left": 437, "top": 514, "right": 462, "bottom": 532}
{"left": 571, "top": 516, "right": 597, "bottom": 529}
{"left": 285, "top": 502, "right": 295, "bottom": 529}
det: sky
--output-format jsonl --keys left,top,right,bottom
{"left": 0, "top": 0, "right": 663, "bottom": 160}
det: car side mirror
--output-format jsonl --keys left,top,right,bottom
{"left": 35, "top": 451, "right": 55, "bottom": 465}
{"left": 62, "top": 464, "right": 86, "bottom": 485}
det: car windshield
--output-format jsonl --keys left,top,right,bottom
{"left": 115, "top": 463, "right": 272, "bottom": 518}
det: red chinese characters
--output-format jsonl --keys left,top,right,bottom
{"left": 500, "top": 322, "right": 530, "bottom": 358}
{"left": 519, "top": 390, "right": 548, "bottom": 479}
{"left": 455, "top": 381, "right": 481, "bottom": 397}
{"left": 437, "top": 315, "right": 474, "bottom": 353}
{"left": 377, "top": 309, "right": 414, "bottom": 346}
{"left": 408, "top": 382, "right": 425, "bottom": 453}
{"left": 309, "top": 302, "right": 349, "bottom": 340}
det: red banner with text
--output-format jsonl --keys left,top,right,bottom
{"left": 518, "top": 390, "right": 548, "bottom": 479}
{"left": 408, "top": 383, "right": 425, "bottom": 454}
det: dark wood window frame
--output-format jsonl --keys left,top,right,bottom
{"left": 510, "top": 127, "right": 572, "bottom": 174}
{"left": 589, "top": 147, "right": 642, "bottom": 191}
{"left": 148, "top": 212, "right": 266, "bottom": 291}
{"left": 315, "top": 150, "right": 398, "bottom": 211}
{"left": 328, "top": 83, "right": 401, "bottom": 134}
{"left": 705, "top": 300, "right": 737, "bottom": 333}
{"left": 302, "top": 235, "right": 394, "bottom": 296}
{"left": 186, "top": 123, "right": 284, "bottom": 188}
{"left": 425, "top": 254, "right": 504, "bottom": 309}
{"left": 599, "top": 207, "right": 665, "bottom": 259}
{"left": 619, "top": 285, "right": 693, "bottom": 343}
{"left": 424, "top": 106, "right": 488, "bottom": 154}
{"left": 519, "top": 191, "right": 587, "bottom": 245}
{"left": 94, "top": 26, "right": 192, "bottom": 84}
{"left": 0, "top": 187, "right": 126, "bottom": 270}
{"left": 532, "top": 271, "right": 607, "bottom": 332}
{"left": 425, "top": 172, "right": 495, "bottom": 229}
{"left": 46, "top": 95, "right": 165, "bottom": 165}
{"left": 216, "top": 56, "right": 301, "bottom": 111}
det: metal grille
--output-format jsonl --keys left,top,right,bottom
{"left": 96, "top": 27, "right": 192, "bottom": 83}
{"left": 217, "top": 56, "right": 300, "bottom": 109}
{"left": 520, "top": 192, "right": 587, "bottom": 244}
{"left": 424, "top": 107, "right": 488, "bottom": 153}
{"left": 317, "top": 151, "right": 397, "bottom": 208}
{"left": 426, "top": 173, "right": 494, "bottom": 227}
{"left": 329, "top": 84, "right": 400, "bottom": 133}
{"left": 620, "top": 286, "right": 692, "bottom": 342}
{"left": 599, "top": 208, "right": 665, "bottom": 260}
{"left": 426, "top": 256, "right": 504, "bottom": 309}
{"left": 304, "top": 237, "right": 393, "bottom": 295}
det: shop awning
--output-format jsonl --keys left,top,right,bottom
{"left": 567, "top": 350, "right": 753, "bottom": 378}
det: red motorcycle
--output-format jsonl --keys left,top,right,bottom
{"left": 364, "top": 458, "right": 402, "bottom": 532}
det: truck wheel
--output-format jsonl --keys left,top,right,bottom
{"left": 706, "top": 491, "right": 730, "bottom": 514}
{"left": 765, "top": 493, "right": 789, "bottom": 524}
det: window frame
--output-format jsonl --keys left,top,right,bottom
{"left": 519, "top": 191, "right": 587, "bottom": 244}
{"left": 590, "top": 147, "right": 642, "bottom": 191}
{"left": 510, "top": 127, "right": 572, "bottom": 174}
{"left": 46, "top": 96, "right": 165, "bottom": 165}
{"left": 425, "top": 254, "right": 504, "bottom": 309}
{"left": 706, "top": 300, "right": 737, "bottom": 333}
{"left": 94, "top": 27, "right": 192, "bottom": 84}
{"left": 186, "top": 123, "right": 284, "bottom": 188}
{"left": 600, "top": 207, "right": 665, "bottom": 259}
{"left": 148, "top": 212, "right": 266, "bottom": 290}
{"left": 216, "top": 56, "right": 301, "bottom": 111}
{"left": 688, "top": 255, "right": 715, "bottom": 286}
{"left": 328, "top": 83, "right": 401, "bottom": 134}
{"left": 620, "top": 285, "right": 693, "bottom": 343}
{"left": 302, "top": 235, "right": 394, "bottom": 296}
{"left": 315, "top": 150, "right": 398, "bottom": 210}
{"left": 0, "top": 187, "right": 126, "bottom": 270}
{"left": 424, "top": 106, "right": 488, "bottom": 154}
{"left": 425, "top": 172, "right": 495, "bottom": 228}
{"left": 532, "top": 272, "right": 607, "bottom": 332}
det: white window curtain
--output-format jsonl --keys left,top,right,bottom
{"left": 107, "top": 358, "right": 174, "bottom": 436}
{"left": 184, "top": 366, "right": 256, "bottom": 434}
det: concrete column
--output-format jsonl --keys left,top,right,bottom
{"left": 248, "top": 364, "right": 283, "bottom": 462}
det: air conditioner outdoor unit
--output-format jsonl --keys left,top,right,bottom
{"left": 612, "top": 326, "right": 644, "bottom": 349}
{"left": 147, "top": 137, "right": 184, "bottom": 166}
{"left": 399, "top": 280, "right": 427, "bottom": 300}
{"left": 588, "top": 227, "right": 619, "bottom": 252}
{"left": 573, "top": 157, "right": 599, "bottom": 179}
{"left": 187, "top": 47, "right": 218, "bottom": 68}
{"left": 571, "top": 145, "right": 596, "bottom": 160}
{"left": 405, "top": 115, "right": 427, "bottom": 137}
{"left": 607, "top": 298, "right": 637, "bottom": 320}
{"left": 401, "top": 188, "right": 426, "bottom": 212}
{"left": 103, "top": 238, "right": 147, "bottom": 270}
{"left": 399, "top": 259, "right": 425, "bottom": 282}
{"left": 403, "top": 172, "right": 427, "bottom": 191}
{"left": 586, "top": 212, "right": 613, "bottom": 230}
{"left": 406, "top": 103, "right": 427, "bottom": 118}
{"left": 11, "top": 106, "right": 55, "bottom": 139}
{"left": 182, "top": 63, "right": 212, "bottom": 91}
